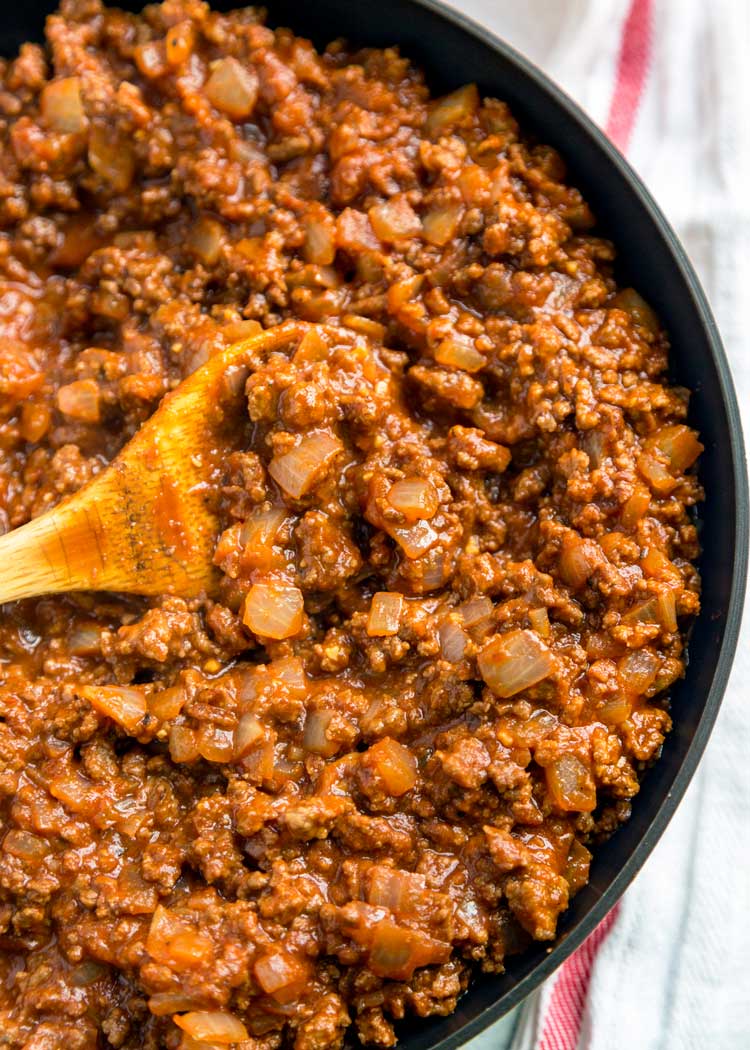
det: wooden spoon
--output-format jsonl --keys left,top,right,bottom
{"left": 0, "top": 321, "right": 304, "bottom": 604}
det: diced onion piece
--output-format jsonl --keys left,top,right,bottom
{"left": 582, "top": 429, "right": 606, "bottom": 469}
{"left": 646, "top": 425, "right": 703, "bottom": 474}
{"left": 657, "top": 588, "right": 678, "bottom": 632}
{"left": 165, "top": 20, "right": 194, "bottom": 66}
{"left": 41, "top": 77, "right": 85, "bottom": 133}
{"left": 68, "top": 623, "right": 102, "bottom": 656}
{"left": 387, "top": 478, "right": 439, "bottom": 522}
{"left": 368, "top": 197, "right": 421, "bottom": 242}
{"left": 425, "top": 83, "right": 479, "bottom": 138}
{"left": 341, "top": 314, "right": 387, "bottom": 342}
{"left": 637, "top": 451, "right": 678, "bottom": 494}
{"left": 3, "top": 829, "right": 49, "bottom": 861}
{"left": 89, "top": 126, "right": 135, "bottom": 192}
{"left": 640, "top": 547, "right": 680, "bottom": 581}
{"left": 149, "top": 992, "right": 204, "bottom": 1016}
{"left": 621, "top": 483, "right": 651, "bottom": 528}
{"left": 242, "top": 582, "right": 304, "bottom": 640}
{"left": 367, "top": 592, "right": 404, "bottom": 637}
{"left": 336, "top": 208, "right": 381, "bottom": 252}
{"left": 304, "top": 215, "right": 336, "bottom": 265}
{"left": 253, "top": 950, "right": 309, "bottom": 1004}
{"left": 434, "top": 333, "right": 485, "bottom": 373}
{"left": 205, "top": 58, "right": 258, "bottom": 120}
{"left": 367, "top": 866, "right": 427, "bottom": 914}
{"left": 294, "top": 326, "right": 331, "bottom": 363}
{"left": 558, "top": 534, "right": 603, "bottom": 589}
{"left": 611, "top": 287, "right": 659, "bottom": 334}
{"left": 545, "top": 753, "right": 597, "bottom": 812}
{"left": 240, "top": 507, "right": 287, "bottom": 548}
{"left": 179, "top": 1037, "right": 226, "bottom": 1050}
{"left": 239, "top": 507, "right": 287, "bottom": 572}
{"left": 148, "top": 686, "right": 184, "bottom": 721}
{"left": 269, "top": 432, "right": 342, "bottom": 499}
{"left": 240, "top": 737, "right": 275, "bottom": 784}
{"left": 622, "top": 597, "right": 659, "bottom": 626}
{"left": 303, "top": 709, "right": 339, "bottom": 757}
{"left": 80, "top": 685, "right": 147, "bottom": 733}
{"left": 411, "top": 547, "right": 449, "bottom": 591}
{"left": 271, "top": 655, "right": 308, "bottom": 697}
{"left": 598, "top": 695, "right": 633, "bottom": 726}
{"left": 368, "top": 921, "right": 450, "bottom": 980}
{"left": 458, "top": 596, "right": 493, "bottom": 627}
{"left": 364, "top": 738, "right": 417, "bottom": 796}
{"left": 387, "top": 273, "right": 423, "bottom": 311}
{"left": 187, "top": 216, "right": 225, "bottom": 266}
{"left": 197, "top": 724, "right": 235, "bottom": 764}
{"left": 478, "top": 629, "right": 555, "bottom": 698}
{"left": 234, "top": 714, "right": 264, "bottom": 758}
{"left": 173, "top": 1011, "right": 249, "bottom": 1044}
{"left": 438, "top": 621, "right": 468, "bottom": 662}
{"left": 57, "top": 379, "right": 101, "bottom": 423}
{"left": 618, "top": 649, "right": 659, "bottom": 694}
{"left": 147, "top": 906, "right": 213, "bottom": 968}
{"left": 528, "top": 607, "right": 550, "bottom": 638}
{"left": 169, "top": 725, "right": 200, "bottom": 763}
{"left": 134, "top": 40, "right": 167, "bottom": 78}
{"left": 422, "top": 203, "right": 463, "bottom": 246}
{"left": 390, "top": 519, "right": 439, "bottom": 559}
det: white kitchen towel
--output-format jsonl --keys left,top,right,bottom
{"left": 449, "top": 1, "right": 750, "bottom": 1048}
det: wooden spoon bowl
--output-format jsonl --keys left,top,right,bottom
{"left": 0, "top": 321, "right": 304, "bottom": 603}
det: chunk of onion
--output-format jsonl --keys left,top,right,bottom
{"left": 148, "top": 686, "right": 184, "bottom": 721}
{"left": 242, "top": 582, "right": 304, "bottom": 640}
{"left": 205, "top": 58, "right": 258, "bottom": 121}
{"left": 368, "top": 921, "right": 450, "bottom": 980}
{"left": 336, "top": 208, "right": 381, "bottom": 252}
{"left": 269, "top": 432, "right": 342, "bottom": 499}
{"left": 458, "top": 596, "right": 493, "bottom": 627}
{"left": 618, "top": 649, "right": 659, "bottom": 694}
{"left": 363, "top": 737, "right": 417, "bottom": 796}
{"left": 438, "top": 621, "right": 468, "bottom": 662}
{"left": 367, "top": 866, "right": 426, "bottom": 914}
{"left": 611, "top": 287, "right": 659, "bottom": 334}
{"left": 233, "top": 714, "right": 264, "bottom": 758}
{"left": 80, "top": 685, "right": 147, "bottom": 733}
{"left": 253, "top": 950, "right": 309, "bottom": 1004}
{"left": 197, "top": 724, "right": 235, "bottom": 764}
{"left": 434, "top": 333, "right": 485, "bottom": 373}
{"left": 239, "top": 507, "right": 287, "bottom": 572}
{"left": 88, "top": 126, "right": 135, "bottom": 192}
{"left": 41, "top": 77, "right": 86, "bottom": 134}
{"left": 390, "top": 519, "right": 439, "bottom": 559}
{"left": 368, "top": 197, "right": 421, "bottom": 242}
{"left": 303, "top": 709, "right": 339, "bottom": 757}
{"left": 646, "top": 425, "right": 703, "bottom": 474}
{"left": 147, "top": 906, "right": 213, "bottom": 968}
{"left": 173, "top": 1011, "right": 249, "bottom": 1044}
{"left": 169, "top": 725, "right": 200, "bottom": 763}
{"left": 422, "top": 203, "right": 463, "bottom": 247}
{"left": 545, "top": 753, "right": 596, "bottom": 812}
{"left": 187, "top": 216, "right": 225, "bottom": 266}
{"left": 387, "top": 478, "right": 439, "bottom": 522}
{"left": 637, "top": 451, "right": 678, "bottom": 495}
{"left": 528, "top": 607, "right": 550, "bottom": 638}
{"left": 478, "top": 629, "right": 555, "bottom": 698}
{"left": 621, "top": 483, "right": 651, "bottom": 528}
{"left": 57, "top": 379, "right": 101, "bottom": 423}
{"left": 425, "top": 83, "right": 479, "bottom": 138}
{"left": 657, "top": 588, "right": 678, "bottom": 632}
{"left": 367, "top": 592, "right": 403, "bottom": 637}
{"left": 304, "top": 215, "right": 336, "bottom": 265}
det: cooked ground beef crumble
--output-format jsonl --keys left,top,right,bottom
{"left": 0, "top": 1, "right": 703, "bottom": 1047}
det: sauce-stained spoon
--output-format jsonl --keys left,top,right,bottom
{"left": 0, "top": 321, "right": 304, "bottom": 603}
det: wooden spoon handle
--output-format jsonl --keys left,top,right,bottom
{"left": 0, "top": 321, "right": 303, "bottom": 604}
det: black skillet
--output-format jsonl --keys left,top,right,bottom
{"left": 1, "top": 2, "right": 747, "bottom": 1046}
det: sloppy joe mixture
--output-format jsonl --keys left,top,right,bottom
{"left": 0, "top": 2, "right": 704, "bottom": 1047}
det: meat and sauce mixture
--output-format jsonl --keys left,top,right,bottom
{"left": 0, "top": 1, "right": 704, "bottom": 1047}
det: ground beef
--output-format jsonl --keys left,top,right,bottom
{"left": 0, "top": 2, "right": 703, "bottom": 1048}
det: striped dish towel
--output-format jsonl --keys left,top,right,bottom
{"left": 450, "top": 1, "right": 750, "bottom": 1048}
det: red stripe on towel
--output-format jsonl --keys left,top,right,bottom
{"left": 605, "top": 0, "right": 654, "bottom": 150}
{"left": 537, "top": 904, "right": 621, "bottom": 1050}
